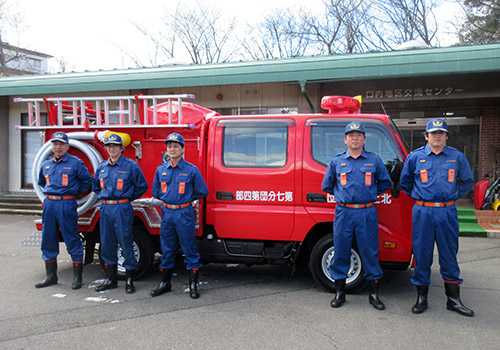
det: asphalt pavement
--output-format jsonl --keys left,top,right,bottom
{"left": 1, "top": 214, "right": 500, "bottom": 350}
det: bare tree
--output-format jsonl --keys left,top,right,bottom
{"left": 239, "top": 7, "right": 315, "bottom": 60}
{"left": 161, "top": 3, "right": 237, "bottom": 64}
{"left": 297, "top": 0, "right": 372, "bottom": 55}
{"left": 114, "top": 22, "right": 176, "bottom": 68}
{"left": 129, "top": 2, "right": 236, "bottom": 65}
{"left": 0, "top": 0, "right": 26, "bottom": 75}
{"left": 369, "top": 0, "right": 441, "bottom": 48}
{"left": 51, "top": 57, "right": 76, "bottom": 73}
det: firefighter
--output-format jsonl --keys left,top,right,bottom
{"left": 92, "top": 134, "right": 148, "bottom": 294}
{"left": 400, "top": 118, "right": 475, "bottom": 317}
{"left": 36, "top": 132, "right": 92, "bottom": 290}
{"left": 322, "top": 121, "right": 392, "bottom": 310}
{"left": 150, "top": 132, "right": 209, "bottom": 299}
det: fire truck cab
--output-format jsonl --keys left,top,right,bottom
{"left": 16, "top": 94, "right": 413, "bottom": 292}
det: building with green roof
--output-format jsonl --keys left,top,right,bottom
{"left": 1, "top": 42, "right": 499, "bottom": 193}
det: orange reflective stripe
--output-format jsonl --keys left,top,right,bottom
{"left": 448, "top": 169, "right": 455, "bottom": 182}
{"left": 337, "top": 202, "right": 374, "bottom": 209}
{"left": 164, "top": 202, "right": 191, "bottom": 209}
{"left": 340, "top": 173, "right": 347, "bottom": 186}
{"left": 365, "top": 172, "right": 372, "bottom": 186}
{"left": 420, "top": 169, "right": 428, "bottom": 183}
{"left": 47, "top": 195, "right": 75, "bottom": 200}
{"left": 161, "top": 182, "right": 167, "bottom": 193}
{"left": 103, "top": 199, "right": 129, "bottom": 204}
{"left": 415, "top": 200, "right": 455, "bottom": 207}
{"left": 62, "top": 174, "right": 68, "bottom": 186}
{"left": 178, "top": 182, "right": 185, "bottom": 194}
{"left": 117, "top": 178, "right": 124, "bottom": 191}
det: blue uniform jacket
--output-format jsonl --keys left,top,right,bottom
{"left": 92, "top": 155, "right": 148, "bottom": 201}
{"left": 38, "top": 154, "right": 92, "bottom": 196}
{"left": 152, "top": 158, "right": 209, "bottom": 204}
{"left": 321, "top": 149, "right": 392, "bottom": 204}
{"left": 400, "top": 145, "right": 474, "bottom": 202}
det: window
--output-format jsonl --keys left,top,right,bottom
{"left": 220, "top": 120, "right": 290, "bottom": 167}
{"left": 21, "top": 113, "right": 48, "bottom": 187}
{"left": 28, "top": 58, "right": 42, "bottom": 68}
{"left": 310, "top": 120, "right": 401, "bottom": 167}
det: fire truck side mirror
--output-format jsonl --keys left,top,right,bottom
{"left": 387, "top": 158, "right": 402, "bottom": 198}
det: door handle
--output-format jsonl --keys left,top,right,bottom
{"left": 307, "top": 193, "right": 327, "bottom": 203}
{"left": 216, "top": 191, "right": 234, "bottom": 200}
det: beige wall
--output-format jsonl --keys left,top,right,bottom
{"left": 148, "top": 83, "right": 310, "bottom": 112}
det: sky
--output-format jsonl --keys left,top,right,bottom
{"left": 6, "top": 0, "right": 463, "bottom": 73}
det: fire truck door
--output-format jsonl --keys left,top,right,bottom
{"left": 210, "top": 119, "right": 295, "bottom": 240}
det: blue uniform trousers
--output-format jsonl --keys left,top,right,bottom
{"left": 410, "top": 204, "right": 462, "bottom": 286}
{"left": 159, "top": 205, "right": 202, "bottom": 270}
{"left": 99, "top": 202, "right": 138, "bottom": 270}
{"left": 330, "top": 205, "right": 383, "bottom": 281}
{"left": 41, "top": 198, "right": 83, "bottom": 262}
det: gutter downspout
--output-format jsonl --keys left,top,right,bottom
{"left": 300, "top": 81, "right": 314, "bottom": 113}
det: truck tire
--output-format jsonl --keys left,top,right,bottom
{"left": 309, "top": 234, "right": 367, "bottom": 293}
{"left": 99, "top": 225, "right": 155, "bottom": 280}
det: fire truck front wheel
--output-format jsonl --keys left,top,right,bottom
{"left": 98, "top": 225, "right": 155, "bottom": 280}
{"left": 309, "top": 234, "right": 367, "bottom": 293}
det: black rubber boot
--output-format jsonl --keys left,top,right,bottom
{"left": 71, "top": 262, "right": 83, "bottom": 290}
{"left": 125, "top": 269, "right": 135, "bottom": 294}
{"left": 189, "top": 268, "right": 200, "bottom": 299}
{"left": 95, "top": 264, "right": 118, "bottom": 292}
{"left": 330, "top": 279, "right": 346, "bottom": 308}
{"left": 412, "top": 285, "right": 429, "bottom": 314}
{"left": 35, "top": 260, "right": 58, "bottom": 288}
{"left": 368, "top": 279, "right": 385, "bottom": 310}
{"left": 150, "top": 268, "right": 173, "bottom": 297}
{"left": 445, "top": 282, "right": 474, "bottom": 317}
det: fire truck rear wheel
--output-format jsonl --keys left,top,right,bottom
{"left": 98, "top": 225, "right": 155, "bottom": 280}
{"left": 309, "top": 234, "right": 367, "bottom": 293}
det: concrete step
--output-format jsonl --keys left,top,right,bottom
{"left": 0, "top": 208, "right": 42, "bottom": 216}
{"left": 0, "top": 193, "right": 42, "bottom": 216}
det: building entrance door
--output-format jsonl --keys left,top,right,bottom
{"left": 394, "top": 117, "right": 480, "bottom": 181}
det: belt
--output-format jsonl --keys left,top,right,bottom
{"left": 337, "top": 202, "right": 374, "bottom": 209}
{"left": 47, "top": 195, "right": 75, "bottom": 200}
{"left": 415, "top": 200, "right": 455, "bottom": 207}
{"left": 102, "top": 199, "right": 129, "bottom": 204}
{"left": 163, "top": 202, "right": 191, "bottom": 209}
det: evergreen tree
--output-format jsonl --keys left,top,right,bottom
{"left": 460, "top": 0, "right": 500, "bottom": 44}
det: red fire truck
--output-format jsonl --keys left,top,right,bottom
{"left": 15, "top": 94, "right": 413, "bottom": 292}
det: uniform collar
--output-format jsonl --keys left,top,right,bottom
{"left": 168, "top": 157, "right": 185, "bottom": 169}
{"left": 53, "top": 153, "right": 70, "bottom": 163}
{"left": 424, "top": 144, "right": 448, "bottom": 155}
{"left": 108, "top": 155, "right": 124, "bottom": 166}
{"left": 341, "top": 149, "right": 367, "bottom": 159}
